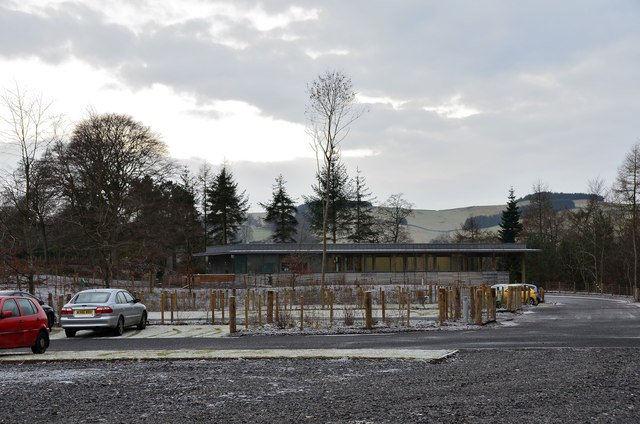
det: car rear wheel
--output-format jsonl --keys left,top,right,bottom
{"left": 31, "top": 330, "right": 49, "bottom": 354}
{"left": 136, "top": 311, "right": 147, "bottom": 330}
{"left": 113, "top": 316, "right": 125, "bottom": 336}
{"left": 530, "top": 298, "right": 539, "bottom": 306}
{"left": 64, "top": 329, "right": 77, "bottom": 338}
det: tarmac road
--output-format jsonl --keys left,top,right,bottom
{"left": 36, "top": 294, "right": 640, "bottom": 354}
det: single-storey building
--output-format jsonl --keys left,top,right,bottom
{"left": 193, "top": 243, "right": 537, "bottom": 285}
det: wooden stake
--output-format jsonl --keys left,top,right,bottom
{"left": 267, "top": 290, "right": 274, "bottom": 324}
{"left": 300, "top": 295, "right": 304, "bottom": 330}
{"left": 258, "top": 294, "right": 263, "bottom": 326}
{"left": 221, "top": 291, "right": 225, "bottom": 323}
{"left": 406, "top": 290, "right": 411, "bottom": 327}
{"left": 474, "top": 288, "right": 482, "bottom": 325}
{"left": 229, "top": 296, "right": 236, "bottom": 334}
{"left": 329, "top": 290, "right": 334, "bottom": 325}
{"left": 244, "top": 293, "right": 249, "bottom": 329}
{"left": 364, "top": 291, "right": 372, "bottom": 330}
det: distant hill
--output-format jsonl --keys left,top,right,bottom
{"left": 517, "top": 192, "right": 600, "bottom": 212}
{"left": 246, "top": 192, "right": 594, "bottom": 243}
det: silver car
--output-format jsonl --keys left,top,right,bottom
{"left": 60, "top": 289, "right": 147, "bottom": 337}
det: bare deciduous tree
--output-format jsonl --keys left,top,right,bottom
{"left": 0, "top": 85, "right": 62, "bottom": 292}
{"left": 306, "top": 70, "right": 364, "bottom": 287}
{"left": 454, "top": 215, "right": 494, "bottom": 243}
{"left": 377, "top": 193, "right": 414, "bottom": 243}
{"left": 614, "top": 142, "right": 640, "bottom": 299}
{"left": 566, "top": 178, "right": 611, "bottom": 293}
{"left": 52, "top": 112, "right": 172, "bottom": 287}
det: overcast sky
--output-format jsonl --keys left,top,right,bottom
{"left": 1, "top": 0, "right": 639, "bottom": 211}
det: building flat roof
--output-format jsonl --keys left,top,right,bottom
{"left": 194, "top": 243, "right": 539, "bottom": 257}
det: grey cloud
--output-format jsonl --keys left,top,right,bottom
{"left": 2, "top": 0, "right": 640, "bottom": 210}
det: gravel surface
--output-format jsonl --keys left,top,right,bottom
{"left": 1, "top": 348, "right": 639, "bottom": 423}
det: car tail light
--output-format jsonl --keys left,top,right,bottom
{"left": 61, "top": 307, "right": 73, "bottom": 315}
{"left": 94, "top": 306, "right": 113, "bottom": 314}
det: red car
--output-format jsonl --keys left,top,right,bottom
{"left": 0, "top": 295, "right": 50, "bottom": 354}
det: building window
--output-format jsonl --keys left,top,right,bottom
{"left": 416, "top": 255, "right": 426, "bottom": 272}
{"left": 365, "top": 255, "right": 374, "bottom": 272}
{"left": 436, "top": 256, "right": 451, "bottom": 271}
{"left": 376, "top": 256, "right": 391, "bottom": 272}
{"left": 406, "top": 256, "right": 416, "bottom": 272}
{"left": 452, "top": 254, "right": 464, "bottom": 272}
{"left": 391, "top": 256, "right": 404, "bottom": 272}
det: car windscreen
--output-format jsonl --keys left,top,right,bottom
{"left": 73, "top": 292, "right": 111, "bottom": 304}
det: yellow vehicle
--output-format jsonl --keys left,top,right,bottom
{"left": 492, "top": 283, "right": 539, "bottom": 305}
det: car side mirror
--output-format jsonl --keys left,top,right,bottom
{"left": 133, "top": 298, "right": 141, "bottom": 304}
{"left": 38, "top": 299, "right": 45, "bottom": 305}
{"left": 0, "top": 311, "right": 13, "bottom": 318}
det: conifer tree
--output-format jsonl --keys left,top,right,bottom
{"left": 205, "top": 165, "right": 249, "bottom": 245}
{"left": 498, "top": 187, "right": 524, "bottom": 282}
{"left": 498, "top": 187, "right": 523, "bottom": 243}
{"left": 304, "top": 157, "right": 352, "bottom": 243}
{"left": 260, "top": 175, "right": 298, "bottom": 243}
{"left": 348, "top": 168, "right": 378, "bottom": 243}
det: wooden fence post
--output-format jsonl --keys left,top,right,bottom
{"left": 364, "top": 291, "right": 372, "bottom": 330}
{"left": 491, "top": 288, "right": 497, "bottom": 321}
{"left": 329, "top": 290, "right": 334, "bottom": 326}
{"left": 474, "top": 288, "right": 483, "bottom": 325}
{"left": 406, "top": 290, "right": 411, "bottom": 327}
{"left": 221, "top": 291, "right": 225, "bottom": 323}
{"left": 258, "top": 294, "right": 263, "bottom": 326}
{"left": 267, "top": 290, "right": 274, "bottom": 324}
{"left": 245, "top": 293, "right": 249, "bottom": 329}
{"left": 300, "top": 295, "right": 304, "bottom": 330}
{"left": 57, "top": 295, "right": 64, "bottom": 325}
{"left": 483, "top": 286, "right": 490, "bottom": 322}
{"left": 381, "top": 289, "right": 386, "bottom": 323}
{"left": 446, "top": 287, "right": 451, "bottom": 320}
{"left": 160, "top": 291, "right": 166, "bottom": 325}
{"left": 229, "top": 296, "right": 236, "bottom": 334}
{"left": 210, "top": 289, "right": 215, "bottom": 324}
{"left": 438, "top": 288, "right": 446, "bottom": 325}
{"left": 170, "top": 291, "right": 176, "bottom": 323}
{"left": 469, "top": 287, "right": 475, "bottom": 322}
{"left": 454, "top": 287, "right": 461, "bottom": 320}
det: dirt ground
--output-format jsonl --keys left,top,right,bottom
{"left": 1, "top": 348, "right": 638, "bottom": 423}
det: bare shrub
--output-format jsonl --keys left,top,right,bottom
{"left": 276, "top": 311, "right": 295, "bottom": 329}
{"left": 300, "top": 309, "right": 321, "bottom": 329}
{"left": 343, "top": 307, "right": 355, "bottom": 326}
